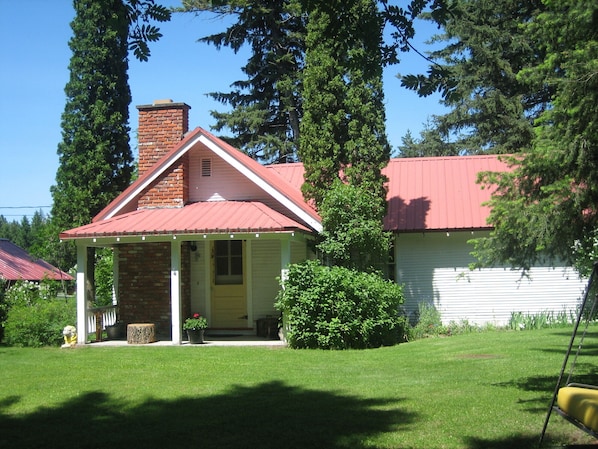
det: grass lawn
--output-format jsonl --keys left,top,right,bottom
{"left": 2, "top": 327, "right": 598, "bottom": 449}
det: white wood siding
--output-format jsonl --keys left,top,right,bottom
{"left": 396, "top": 231, "right": 587, "bottom": 326}
{"left": 250, "top": 239, "right": 281, "bottom": 319}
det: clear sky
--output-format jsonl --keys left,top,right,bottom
{"left": 0, "top": 0, "right": 445, "bottom": 220}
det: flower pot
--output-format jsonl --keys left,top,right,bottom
{"left": 106, "top": 322, "right": 126, "bottom": 340}
{"left": 187, "top": 329, "right": 205, "bottom": 344}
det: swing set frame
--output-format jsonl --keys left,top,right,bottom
{"left": 540, "top": 262, "right": 598, "bottom": 446}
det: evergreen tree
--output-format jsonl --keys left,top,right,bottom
{"left": 51, "top": 0, "right": 169, "bottom": 271}
{"left": 401, "top": 0, "right": 550, "bottom": 154}
{"left": 471, "top": 0, "right": 598, "bottom": 274}
{"left": 183, "top": 1, "right": 451, "bottom": 163}
{"left": 182, "top": 0, "right": 305, "bottom": 163}
{"left": 299, "top": 0, "right": 391, "bottom": 269}
{"left": 396, "top": 119, "right": 457, "bottom": 157}
{"left": 299, "top": 0, "right": 390, "bottom": 208}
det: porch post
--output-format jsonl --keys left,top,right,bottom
{"left": 76, "top": 243, "right": 88, "bottom": 344}
{"left": 171, "top": 238, "right": 182, "bottom": 345}
{"left": 281, "top": 238, "right": 291, "bottom": 281}
{"left": 112, "top": 247, "right": 119, "bottom": 306}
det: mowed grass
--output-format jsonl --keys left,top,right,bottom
{"left": 2, "top": 327, "right": 598, "bottom": 449}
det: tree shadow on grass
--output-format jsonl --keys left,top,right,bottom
{"left": 0, "top": 380, "right": 414, "bottom": 449}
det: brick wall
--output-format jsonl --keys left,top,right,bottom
{"left": 118, "top": 242, "right": 191, "bottom": 338}
{"left": 136, "top": 100, "right": 191, "bottom": 208}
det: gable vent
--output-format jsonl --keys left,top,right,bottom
{"left": 201, "top": 158, "right": 212, "bottom": 177}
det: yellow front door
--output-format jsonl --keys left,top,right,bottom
{"left": 211, "top": 240, "right": 248, "bottom": 328}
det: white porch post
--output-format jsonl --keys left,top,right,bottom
{"left": 76, "top": 243, "right": 88, "bottom": 344}
{"left": 279, "top": 237, "right": 292, "bottom": 342}
{"left": 281, "top": 237, "right": 291, "bottom": 281}
{"left": 112, "top": 247, "right": 119, "bottom": 306}
{"left": 171, "top": 238, "right": 182, "bottom": 345}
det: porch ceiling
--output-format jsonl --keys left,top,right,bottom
{"left": 59, "top": 201, "right": 312, "bottom": 240}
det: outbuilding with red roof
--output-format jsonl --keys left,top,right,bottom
{"left": 0, "top": 239, "right": 73, "bottom": 285}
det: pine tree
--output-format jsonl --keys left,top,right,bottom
{"left": 471, "top": 0, "right": 598, "bottom": 274}
{"left": 183, "top": 0, "right": 305, "bottom": 163}
{"left": 401, "top": 0, "right": 549, "bottom": 154}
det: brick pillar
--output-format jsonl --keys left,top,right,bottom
{"left": 136, "top": 99, "right": 191, "bottom": 208}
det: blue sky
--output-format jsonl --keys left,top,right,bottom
{"left": 0, "top": 0, "right": 445, "bottom": 220}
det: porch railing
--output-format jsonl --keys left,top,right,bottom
{"left": 86, "top": 305, "right": 118, "bottom": 332}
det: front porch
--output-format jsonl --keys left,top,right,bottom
{"left": 86, "top": 334, "right": 286, "bottom": 347}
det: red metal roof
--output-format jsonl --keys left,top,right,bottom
{"left": 60, "top": 201, "right": 311, "bottom": 239}
{"left": 384, "top": 155, "right": 509, "bottom": 231}
{"left": 270, "top": 155, "right": 509, "bottom": 232}
{"left": 0, "top": 239, "right": 73, "bottom": 281}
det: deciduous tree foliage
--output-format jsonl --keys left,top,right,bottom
{"left": 471, "top": 0, "right": 598, "bottom": 274}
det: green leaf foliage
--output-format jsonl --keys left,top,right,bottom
{"left": 52, "top": 0, "right": 136, "bottom": 268}
{"left": 4, "top": 299, "right": 76, "bottom": 347}
{"left": 182, "top": 0, "right": 305, "bottom": 163}
{"left": 317, "top": 180, "right": 391, "bottom": 271}
{"left": 275, "top": 260, "right": 406, "bottom": 349}
{"left": 3, "top": 280, "right": 75, "bottom": 347}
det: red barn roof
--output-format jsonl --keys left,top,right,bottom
{"left": 0, "top": 239, "right": 73, "bottom": 282}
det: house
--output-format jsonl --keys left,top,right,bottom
{"left": 60, "top": 99, "right": 586, "bottom": 344}
{"left": 0, "top": 239, "right": 73, "bottom": 285}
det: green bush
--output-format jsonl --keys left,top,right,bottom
{"left": 409, "top": 302, "right": 446, "bottom": 339}
{"left": 2, "top": 279, "right": 76, "bottom": 347}
{"left": 4, "top": 298, "right": 76, "bottom": 347}
{"left": 275, "top": 260, "right": 407, "bottom": 349}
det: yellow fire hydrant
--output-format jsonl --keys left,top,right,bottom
{"left": 62, "top": 325, "right": 77, "bottom": 348}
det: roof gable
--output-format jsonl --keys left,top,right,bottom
{"left": 93, "top": 127, "right": 321, "bottom": 232}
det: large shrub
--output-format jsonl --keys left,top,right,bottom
{"left": 275, "top": 260, "right": 406, "bottom": 349}
{"left": 2, "top": 279, "right": 76, "bottom": 347}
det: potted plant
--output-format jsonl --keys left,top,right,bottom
{"left": 106, "top": 321, "right": 126, "bottom": 340}
{"left": 183, "top": 313, "right": 208, "bottom": 344}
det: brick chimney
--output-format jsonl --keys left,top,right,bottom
{"left": 136, "top": 99, "right": 192, "bottom": 209}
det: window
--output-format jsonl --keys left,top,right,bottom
{"left": 215, "top": 240, "right": 243, "bottom": 284}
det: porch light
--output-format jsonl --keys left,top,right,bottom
{"left": 255, "top": 233, "right": 260, "bottom": 238}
